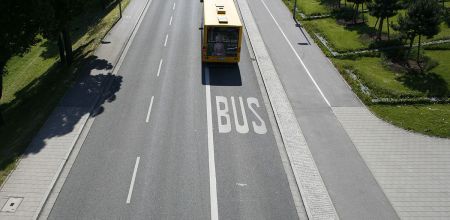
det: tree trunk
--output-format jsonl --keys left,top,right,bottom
{"left": 378, "top": 18, "right": 384, "bottom": 40}
{"left": 417, "top": 35, "right": 421, "bottom": 63}
{"left": 407, "top": 36, "right": 415, "bottom": 62}
{"left": 0, "top": 71, "right": 3, "bottom": 102}
{"left": 57, "top": 32, "right": 66, "bottom": 65}
{"left": 361, "top": 3, "right": 365, "bottom": 23}
{"left": 119, "top": 0, "right": 122, "bottom": 18}
{"left": 0, "top": 73, "right": 3, "bottom": 126}
{"left": 374, "top": 17, "right": 379, "bottom": 29}
{"left": 62, "top": 27, "right": 73, "bottom": 65}
{"left": 387, "top": 17, "right": 390, "bottom": 40}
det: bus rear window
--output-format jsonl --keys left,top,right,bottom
{"left": 207, "top": 27, "right": 239, "bottom": 57}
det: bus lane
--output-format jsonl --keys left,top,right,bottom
{"left": 206, "top": 38, "right": 299, "bottom": 220}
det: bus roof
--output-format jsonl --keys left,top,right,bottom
{"left": 204, "top": 0, "right": 242, "bottom": 27}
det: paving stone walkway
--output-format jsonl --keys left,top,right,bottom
{"left": 334, "top": 107, "right": 450, "bottom": 219}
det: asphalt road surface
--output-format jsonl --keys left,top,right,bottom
{"left": 48, "top": 0, "right": 298, "bottom": 219}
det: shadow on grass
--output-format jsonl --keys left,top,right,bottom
{"left": 40, "top": 0, "right": 120, "bottom": 59}
{"left": 0, "top": 52, "right": 122, "bottom": 170}
{"left": 319, "top": 0, "right": 342, "bottom": 9}
{"left": 398, "top": 71, "right": 448, "bottom": 98}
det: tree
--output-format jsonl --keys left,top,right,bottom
{"left": 0, "top": 0, "right": 41, "bottom": 125}
{"left": 347, "top": 0, "right": 367, "bottom": 24}
{"left": 38, "top": 0, "right": 85, "bottom": 65}
{"left": 367, "top": 0, "right": 402, "bottom": 40}
{"left": 394, "top": 0, "right": 442, "bottom": 63}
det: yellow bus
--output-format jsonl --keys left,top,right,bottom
{"left": 202, "top": 0, "right": 243, "bottom": 63}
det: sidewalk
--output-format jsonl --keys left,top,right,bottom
{"left": 334, "top": 107, "right": 450, "bottom": 219}
{"left": 0, "top": 0, "right": 149, "bottom": 219}
{"left": 242, "top": 0, "right": 450, "bottom": 219}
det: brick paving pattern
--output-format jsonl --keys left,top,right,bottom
{"left": 334, "top": 107, "right": 450, "bottom": 219}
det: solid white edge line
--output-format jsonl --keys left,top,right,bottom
{"left": 169, "top": 16, "right": 173, "bottom": 26}
{"left": 205, "top": 67, "right": 219, "bottom": 220}
{"left": 260, "top": 0, "right": 331, "bottom": 107}
{"left": 164, "top": 34, "right": 169, "bottom": 47}
{"left": 145, "top": 96, "right": 154, "bottom": 123}
{"left": 157, "top": 59, "right": 163, "bottom": 77}
{"left": 173, "top": 2, "right": 176, "bottom": 10}
{"left": 126, "top": 157, "right": 141, "bottom": 204}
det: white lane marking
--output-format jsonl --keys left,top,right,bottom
{"left": 126, "top": 157, "right": 141, "bottom": 204}
{"left": 169, "top": 16, "right": 173, "bottom": 26}
{"left": 157, "top": 59, "right": 163, "bottom": 77}
{"left": 260, "top": 0, "right": 331, "bottom": 107}
{"left": 173, "top": 2, "right": 176, "bottom": 10}
{"left": 164, "top": 34, "right": 169, "bottom": 47}
{"left": 145, "top": 96, "right": 154, "bottom": 123}
{"left": 205, "top": 67, "right": 219, "bottom": 220}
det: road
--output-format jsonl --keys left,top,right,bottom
{"left": 245, "top": 0, "right": 399, "bottom": 219}
{"left": 48, "top": 0, "right": 299, "bottom": 219}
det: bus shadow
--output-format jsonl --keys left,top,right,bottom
{"left": 202, "top": 63, "right": 242, "bottom": 86}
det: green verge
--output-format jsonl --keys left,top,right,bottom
{"left": 333, "top": 57, "right": 423, "bottom": 98}
{"left": 301, "top": 4, "right": 450, "bottom": 53}
{"left": 370, "top": 104, "right": 450, "bottom": 138}
{"left": 282, "top": 0, "right": 450, "bottom": 138}
{"left": 0, "top": 0, "right": 130, "bottom": 185}
{"left": 296, "top": 0, "right": 331, "bottom": 16}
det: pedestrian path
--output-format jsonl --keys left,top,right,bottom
{"left": 0, "top": 0, "right": 149, "bottom": 219}
{"left": 334, "top": 107, "right": 450, "bottom": 220}
{"left": 0, "top": 108, "right": 89, "bottom": 220}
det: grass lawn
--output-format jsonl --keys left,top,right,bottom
{"left": 0, "top": 0, "right": 130, "bottom": 185}
{"left": 296, "top": 0, "right": 331, "bottom": 16}
{"left": 333, "top": 57, "right": 423, "bottom": 98}
{"left": 370, "top": 104, "right": 450, "bottom": 138}
{"left": 305, "top": 18, "right": 369, "bottom": 52}
{"left": 426, "top": 49, "right": 450, "bottom": 90}
{"left": 299, "top": 0, "right": 450, "bottom": 52}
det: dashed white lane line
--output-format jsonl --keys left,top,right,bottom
{"left": 126, "top": 157, "right": 141, "bottom": 204}
{"left": 157, "top": 59, "right": 163, "bottom": 77}
{"left": 173, "top": 2, "right": 176, "bottom": 10}
{"left": 164, "top": 34, "right": 169, "bottom": 47}
{"left": 169, "top": 16, "right": 173, "bottom": 26}
{"left": 205, "top": 67, "right": 219, "bottom": 220}
{"left": 145, "top": 96, "right": 155, "bottom": 123}
{"left": 260, "top": 0, "right": 331, "bottom": 107}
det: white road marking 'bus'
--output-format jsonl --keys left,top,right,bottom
{"left": 216, "top": 96, "right": 267, "bottom": 134}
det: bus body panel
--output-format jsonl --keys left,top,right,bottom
{"left": 202, "top": 0, "right": 243, "bottom": 63}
